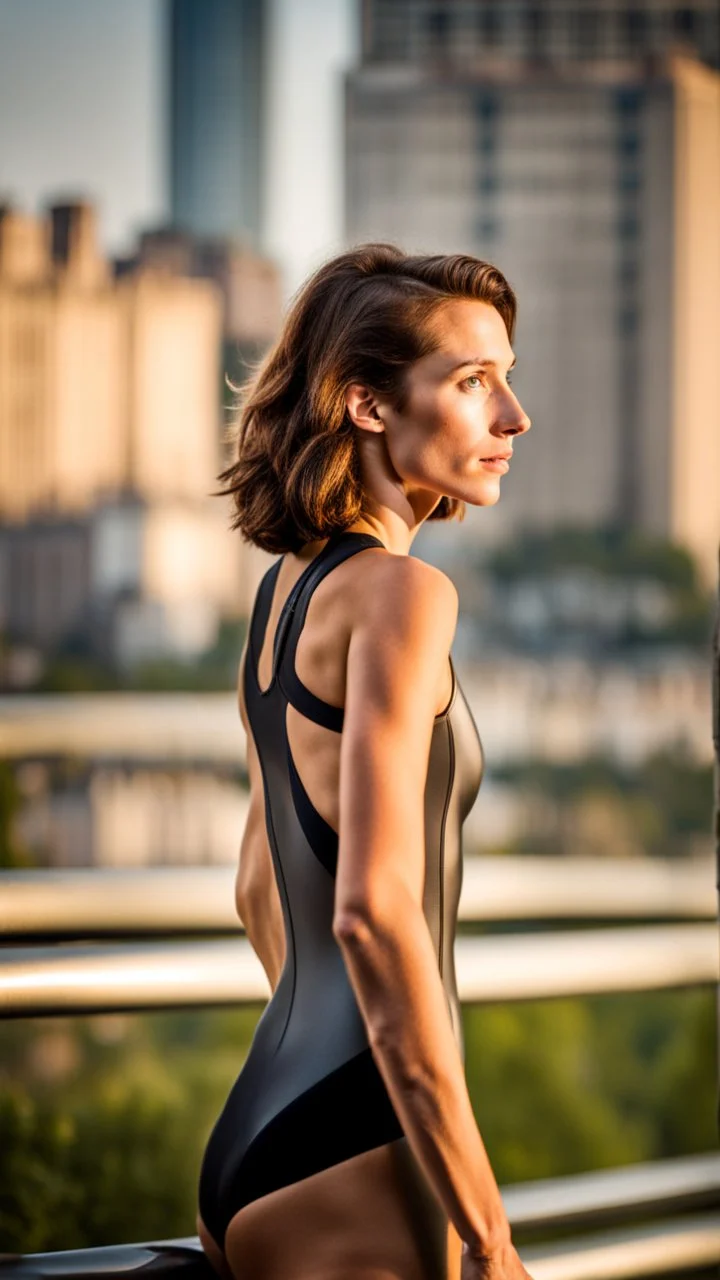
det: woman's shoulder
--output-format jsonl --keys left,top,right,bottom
{"left": 343, "top": 546, "right": 459, "bottom": 645}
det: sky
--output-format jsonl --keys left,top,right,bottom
{"left": 0, "top": 0, "right": 357, "bottom": 294}
{"left": 262, "top": 0, "right": 358, "bottom": 297}
{"left": 0, "top": 0, "right": 166, "bottom": 256}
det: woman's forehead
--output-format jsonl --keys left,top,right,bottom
{"left": 424, "top": 299, "right": 513, "bottom": 370}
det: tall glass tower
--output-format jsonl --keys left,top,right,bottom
{"left": 169, "top": 0, "right": 265, "bottom": 245}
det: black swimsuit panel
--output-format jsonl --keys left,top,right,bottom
{"left": 198, "top": 532, "right": 484, "bottom": 1260}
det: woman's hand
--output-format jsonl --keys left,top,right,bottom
{"left": 462, "top": 1240, "right": 534, "bottom": 1280}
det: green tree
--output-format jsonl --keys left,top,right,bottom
{"left": 462, "top": 989, "right": 717, "bottom": 1185}
{"left": 0, "top": 761, "right": 33, "bottom": 868}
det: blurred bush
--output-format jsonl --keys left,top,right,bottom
{"left": 0, "top": 988, "right": 715, "bottom": 1250}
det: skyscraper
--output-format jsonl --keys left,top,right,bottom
{"left": 345, "top": 4, "right": 720, "bottom": 583}
{"left": 360, "top": 1, "right": 720, "bottom": 71}
{"left": 169, "top": 0, "right": 265, "bottom": 246}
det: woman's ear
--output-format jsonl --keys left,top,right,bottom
{"left": 345, "top": 383, "right": 385, "bottom": 434}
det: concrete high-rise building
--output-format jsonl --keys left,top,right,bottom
{"left": 0, "top": 200, "right": 251, "bottom": 663}
{"left": 360, "top": 1, "right": 720, "bottom": 71}
{"left": 346, "top": 13, "right": 720, "bottom": 585}
{"left": 0, "top": 201, "right": 221, "bottom": 520}
{"left": 125, "top": 226, "right": 283, "bottom": 371}
{"left": 169, "top": 0, "right": 266, "bottom": 246}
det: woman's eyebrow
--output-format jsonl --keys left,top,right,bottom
{"left": 447, "top": 355, "right": 517, "bottom": 373}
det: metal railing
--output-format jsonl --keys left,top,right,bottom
{"left": 1, "top": 856, "right": 716, "bottom": 936}
{"left": 1, "top": 1154, "right": 718, "bottom": 1279}
{"left": 1, "top": 859, "right": 717, "bottom": 1016}
{"left": 1, "top": 924, "right": 718, "bottom": 1017}
{"left": 1, "top": 858, "right": 718, "bottom": 1276}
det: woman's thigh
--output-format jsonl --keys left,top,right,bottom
{"left": 196, "top": 1211, "right": 233, "bottom": 1280}
{"left": 221, "top": 1139, "right": 459, "bottom": 1280}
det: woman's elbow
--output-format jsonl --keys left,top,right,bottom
{"left": 332, "top": 889, "right": 410, "bottom": 951}
{"left": 332, "top": 906, "right": 375, "bottom": 948}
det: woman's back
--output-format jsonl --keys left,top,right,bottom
{"left": 198, "top": 530, "right": 484, "bottom": 1278}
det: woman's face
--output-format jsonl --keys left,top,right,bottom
{"left": 372, "top": 297, "right": 532, "bottom": 511}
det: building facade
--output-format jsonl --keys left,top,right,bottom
{"left": 360, "top": 1, "right": 720, "bottom": 70}
{"left": 346, "top": 37, "right": 720, "bottom": 583}
{"left": 0, "top": 201, "right": 253, "bottom": 664}
{"left": 169, "top": 0, "right": 266, "bottom": 245}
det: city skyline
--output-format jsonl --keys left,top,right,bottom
{"left": 0, "top": 0, "right": 166, "bottom": 256}
{"left": 0, "top": 0, "right": 357, "bottom": 296}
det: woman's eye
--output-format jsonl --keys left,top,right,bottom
{"left": 462, "top": 371, "right": 514, "bottom": 390}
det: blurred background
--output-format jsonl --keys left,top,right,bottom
{"left": 0, "top": 0, "right": 718, "bottom": 1260}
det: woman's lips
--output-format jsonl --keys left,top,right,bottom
{"left": 480, "top": 457, "right": 510, "bottom": 474}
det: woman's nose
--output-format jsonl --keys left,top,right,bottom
{"left": 499, "top": 399, "right": 532, "bottom": 437}
{"left": 512, "top": 405, "right": 532, "bottom": 435}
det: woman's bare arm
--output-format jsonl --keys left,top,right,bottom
{"left": 333, "top": 554, "right": 512, "bottom": 1259}
{"left": 235, "top": 639, "right": 286, "bottom": 993}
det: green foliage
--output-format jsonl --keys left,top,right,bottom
{"left": 0, "top": 1083, "right": 194, "bottom": 1251}
{"left": 35, "top": 658, "right": 121, "bottom": 693}
{"left": 487, "top": 525, "right": 702, "bottom": 591}
{"left": 130, "top": 620, "right": 246, "bottom": 692}
{"left": 482, "top": 525, "right": 715, "bottom": 651}
{"left": 0, "top": 1007, "right": 261, "bottom": 1251}
{"left": 0, "top": 989, "right": 716, "bottom": 1251}
{"left": 492, "top": 748, "right": 713, "bottom": 858}
{"left": 32, "top": 619, "right": 248, "bottom": 694}
{"left": 463, "top": 988, "right": 717, "bottom": 1184}
{"left": 0, "top": 761, "right": 33, "bottom": 868}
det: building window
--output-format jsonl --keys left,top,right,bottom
{"left": 618, "top": 213, "right": 640, "bottom": 241}
{"left": 426, "top": 8, "right": 451, "bottom": 52}
{"left": 476, "top": 216, "right": 497, "bottom": 241}
{"left": 673, "top": 7, "right": 697, "bottom": 38}
{"left": 619, "top": 168, "right": 640, "bottom": 194}
{"left": 618, "top": 305, "right": 639, "bottom": 336}
{"left": 618, "top": 131, "right": 641, "bottom": 159}
{"left": 623, "top": 8, "right": 648, "bottom": 54}
{"left": 479, "top": 2, "right": 501, "bottom": 49}
{"left": 616, "top": 88, "right": 642, "bottom": 116}
{"left": 476, "top": 92, "right": 498, "bottom": 122}
{"left": 618, "top": 258, "right": 640, "bottom": 289}
{"left": 574, "top": 9, "right": 601, "bottom": 58}
{"left": 525, "top": 4, "right": 546, "bottom": 59}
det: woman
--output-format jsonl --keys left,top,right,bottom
{"left": 197, "top": 244, "right": 533, "bottom": 1280}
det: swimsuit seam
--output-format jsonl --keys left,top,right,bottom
{"left": 437, "top": 717, "right": 455, "bottom": 975}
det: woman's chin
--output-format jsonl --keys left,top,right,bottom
{"left": 471, "top": 478, "right": 502, "bottom": 507}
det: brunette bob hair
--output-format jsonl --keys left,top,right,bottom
{"left": 218, "top": 242, "right": 517, "bottom": 554}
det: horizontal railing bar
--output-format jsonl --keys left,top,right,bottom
{"left": 522, "top": 1213, "right": 720, "bottom": 1280}
{"left": 1, "top": 857, "right": 715, "bottom": 939}
{"left": 2, "top": 1211, "right": 719, "bottom": 1279}
{"left": 0, "top": 692, "right": 243, "bottom": 763}
{"left": 1, "top": 925, "right": 717, "bottom": 1017}
{"left": 502, "top": 1152, "right": 720, "bottom": 1229}
{"left": 0, "top": 867, "right": 244, "bottom": 938}
{"left": 457, "top": 925, "right": 718, "bottom": 1002}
